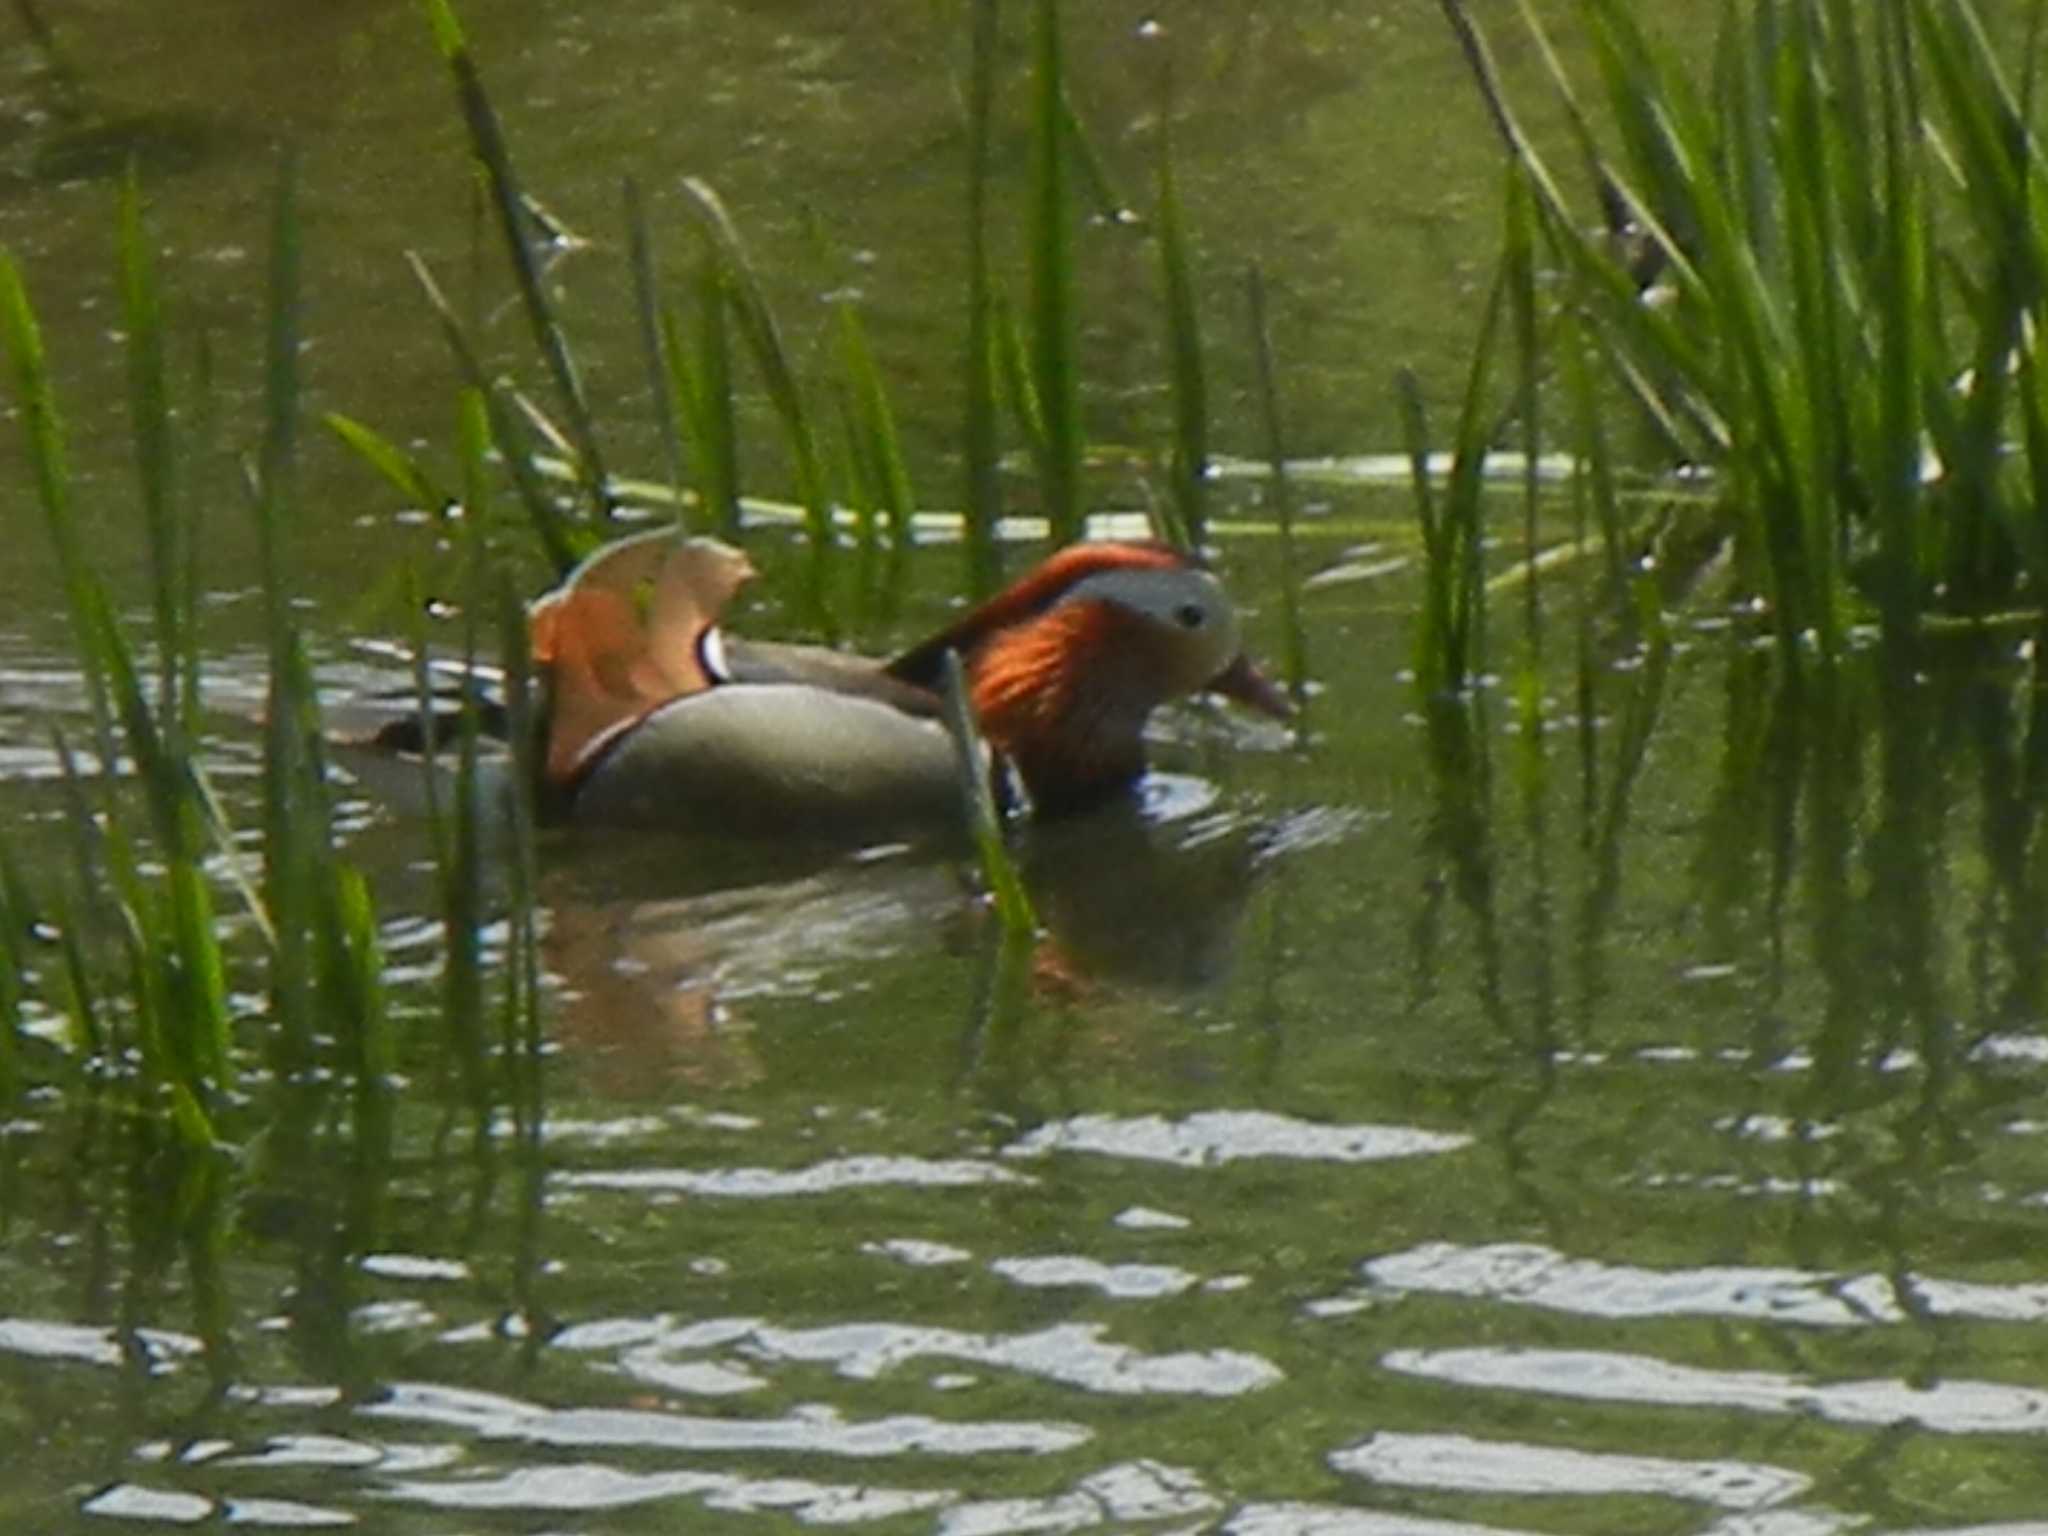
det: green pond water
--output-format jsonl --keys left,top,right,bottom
{"left": 6, "top": 2, "right": 2048, "bottom": 1533}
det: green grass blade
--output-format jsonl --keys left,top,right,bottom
{"left": 1152, "top": 33, "right": 1207, "bottom": 553}
{"left": 0, "top": 844, "right": 25, "bottom": 1101}
{"left": 50, "top": 898, "right": 103, "bottom": 1063}
{"left": 250, "top": 152, "right": 332, "bottom": 1075}
{"left": 1245, "top": 263, "right": 1306, "bottom": 709}
{"left": 494, "top": 567, "right": 545, "bottom": 1124}
{"left": 1503, "top": 163, "right": 1542, "bottom": 661}
{"left": 256, "top": 153, "right": 302, "bottom": 595}
{"left": 963, "top": 0, "right": 1003, "bottom": 598}
{"left": 424, "top": 0, "right": 610, "bottom": 518}
{"left": 1028, "top": 0, "right": 1082, "bottom": 546}
{"left": 324, "top": 412, "right": 452, "bottom": 512}
{"left": 1408, "top": 256, "right": 1507, "bottom": 699}
{"left": 0, "top": 248, "right": 117, "bottom": 770}
{"left": 90, "top": 581, "right": 232, "bottom": 1102}
{"left": 1870, "top": 10, "right": 1939, "bottom": 616}
{"left": 1441, "top": 0, "right": 1595, "bottom": 253}
{"left": 178, "top": 329, "right": 215, "bottom": 744}
{"left": 834, "top": 295, "right": 916, "bottom": 620}
{"left": 678, "top": 176, "right": 837, "bottom": 636}
{"left": 441, "top": 389, "right": 495, "bottom": 1123}
{"left": 1445, "top": 266, "right": 1505, "bottom": 689}
{"left": 118, "top": 167, "right": 184, "bottom": 726}
{"left": 1559, "top": 314, "right": 1629, "bottom": 598}
{"left": 329, "top": 862, "right": 390, "bottom": 1113}
{"left": 940, "top": 650, "right": 1037, "bottom": 937}
{"left": 624, "top": 176, "right": 690, "bottom": 520}
{"left": 406, "top": 249, "right": 580, "bottom": 574}
{"left": 675, "top": 177, "right": 824, "bottom": 504}
{"left": 681, "top": 252, "right": 744, "bottom": 535}
{"left": 993, "top": 290, "right": 1046, "bottom": 461}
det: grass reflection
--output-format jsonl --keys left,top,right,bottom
{"left": 1417, "top": 606, "right": 2048, "bottom": 1254}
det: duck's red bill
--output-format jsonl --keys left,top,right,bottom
{"left": 1207, "top": 652, "right": 1294, "bottom": 720}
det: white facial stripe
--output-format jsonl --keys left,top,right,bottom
{"left": 697, "top": 625, "right": 731, "bottom": 683}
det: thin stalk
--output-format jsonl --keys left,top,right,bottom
{"left": 661, "top": 252, "right": 742, "bottom": 536}
{"left": 179, "top": 330, "right": 214, "bottom": 745}
{"left": 1028, "top": 0, "right": 1083, "bottom": 545}
{"left": 1246, "top": 264, "right": 1306, "bottom": 710}
{"left": 495, "top": 567, "right": 545, "bottom": 1133}
{"left": 0, "top": 250, "right": 116, "bottom": 771}
{"left": 963, "top": 0, "right": 1003, "bottom": 597}
{"left": 941, "top": 650, "right": 1037, "bottom": 937}
{"left": 424, "top": 0, "right": 611, "bottom": 519}
{"left": 254, "top": 157, "right": 319, "bottom": 1072}
{"left": 1504, "top": 163, "right": 1542, "bottom": 667}
{"left": 678, "top": 176, "right": 837, "bottom": 637}
{"left": 624, "top": 176, "right": 690, "bottom": 523}
{"left": 435, "top": 394, "right": 491, "bottom": 1135}
{"left": 406, "top": 249, "right": 579, "bottom": 574}
{"left": 1152, "top": 27, "right": 1208, "bottom": 552}
{"left": 117, "top": 167, "right": 184, "bottom": 728}
{"left": 0, "top": 844, "right": 25, "bottom": 1102}
{"left": 325, "top": 412, "right": 453, "bottom": 512}
{"left": 1405, "top": 257, "right": 1507, "bottom": 699}
{"left": 834, "top": 295, "right": 917, "bottom": 627}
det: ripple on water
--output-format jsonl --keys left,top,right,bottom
{"left": 557, "top": 1154, "right": 1033, "bottom": 1197}
{"left": 1112, "top": 1205, "right": 1192, "bottom": 1230}
{"left": 80, "top": 1485, "right": 217, "bottom": 1523}
{"left": 1382, "top": 1347, "right": 2048, "bottom": 1434}
{"left": 0, "top": 1316, "right": 200, "bottom": 1371}
{"left": 1229, "top": 1507, "right": 1863, "bottom": 1536}
{"left": 562, "top": 1315, "right": 1280, "bottom": 1399}
{"left": 936, "top": 1459, "right": 1216, "bottom": 1536}
{"left": 1225, "top": 1504, "right": 1542, "bottom": 1536}
{"left": 863, "top": 1238, "right": 975, "bottom": 1267}
{"left": 989, "top": 1255, "right": 1203, "bottom": 1300}
{"left": 618, "top": 1355, "right": 768, "bottom": 1397}
{"left": 1362, "top": 1241, "right": 2048, "bottom": 1328}
{"left": 385, "top": 1457, "right": 1223, "bottom": 1529}
{"left": 360, "top": 1382, "right": 1089, "bottom": 1457}
{"left": 219, "top": 1496, "right": 359, "bottom": 1528}
{"left": 745, "top": 1319, "right": 1282, "bottom": 1397}
{"left": 216, "top": 1435, "right": 463, "bottom": 1475}
{"left": 1332, "top": 1431, "right": 1811, "bottom": 1510}
{"left": 1002, "top": 1109, "right": 1471, "bottom": 1167}
{"left": 381, "top": 1463, "right": 952, "bottom": 1521}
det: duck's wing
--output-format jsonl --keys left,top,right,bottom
{"left": 530, "top": 535, "right": 757, "bottom": 785}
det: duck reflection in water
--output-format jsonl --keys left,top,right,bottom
{"left": 539, "top": 780, "right": 1301, "bottom": 1100}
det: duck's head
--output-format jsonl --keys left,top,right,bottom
{"left": 887, "top": 541, "right": 1291, "bottom": 813}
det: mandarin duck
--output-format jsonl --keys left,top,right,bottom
{"left": 335, "top": 532, "right": 1290, "bottom": 839}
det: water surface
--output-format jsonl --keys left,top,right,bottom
{"left": 5, "top": 4, "right": 2048, "bottom": 1534}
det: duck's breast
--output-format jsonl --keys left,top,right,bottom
{"left": 570, "top": 683, "right": 965, "bottom": 838}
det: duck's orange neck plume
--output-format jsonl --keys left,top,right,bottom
{"left": 968, "top": 601, "right": 1151, "bottom": 810}
{"left": 887, "top": 541, "right": 1215, "bottom": 812}
{"left": 886, "top": 541, "right": 1190, "bottom": 687}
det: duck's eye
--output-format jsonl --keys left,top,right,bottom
{"left": 1173, "top": 601, "right": 1206, "bottom": 630}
